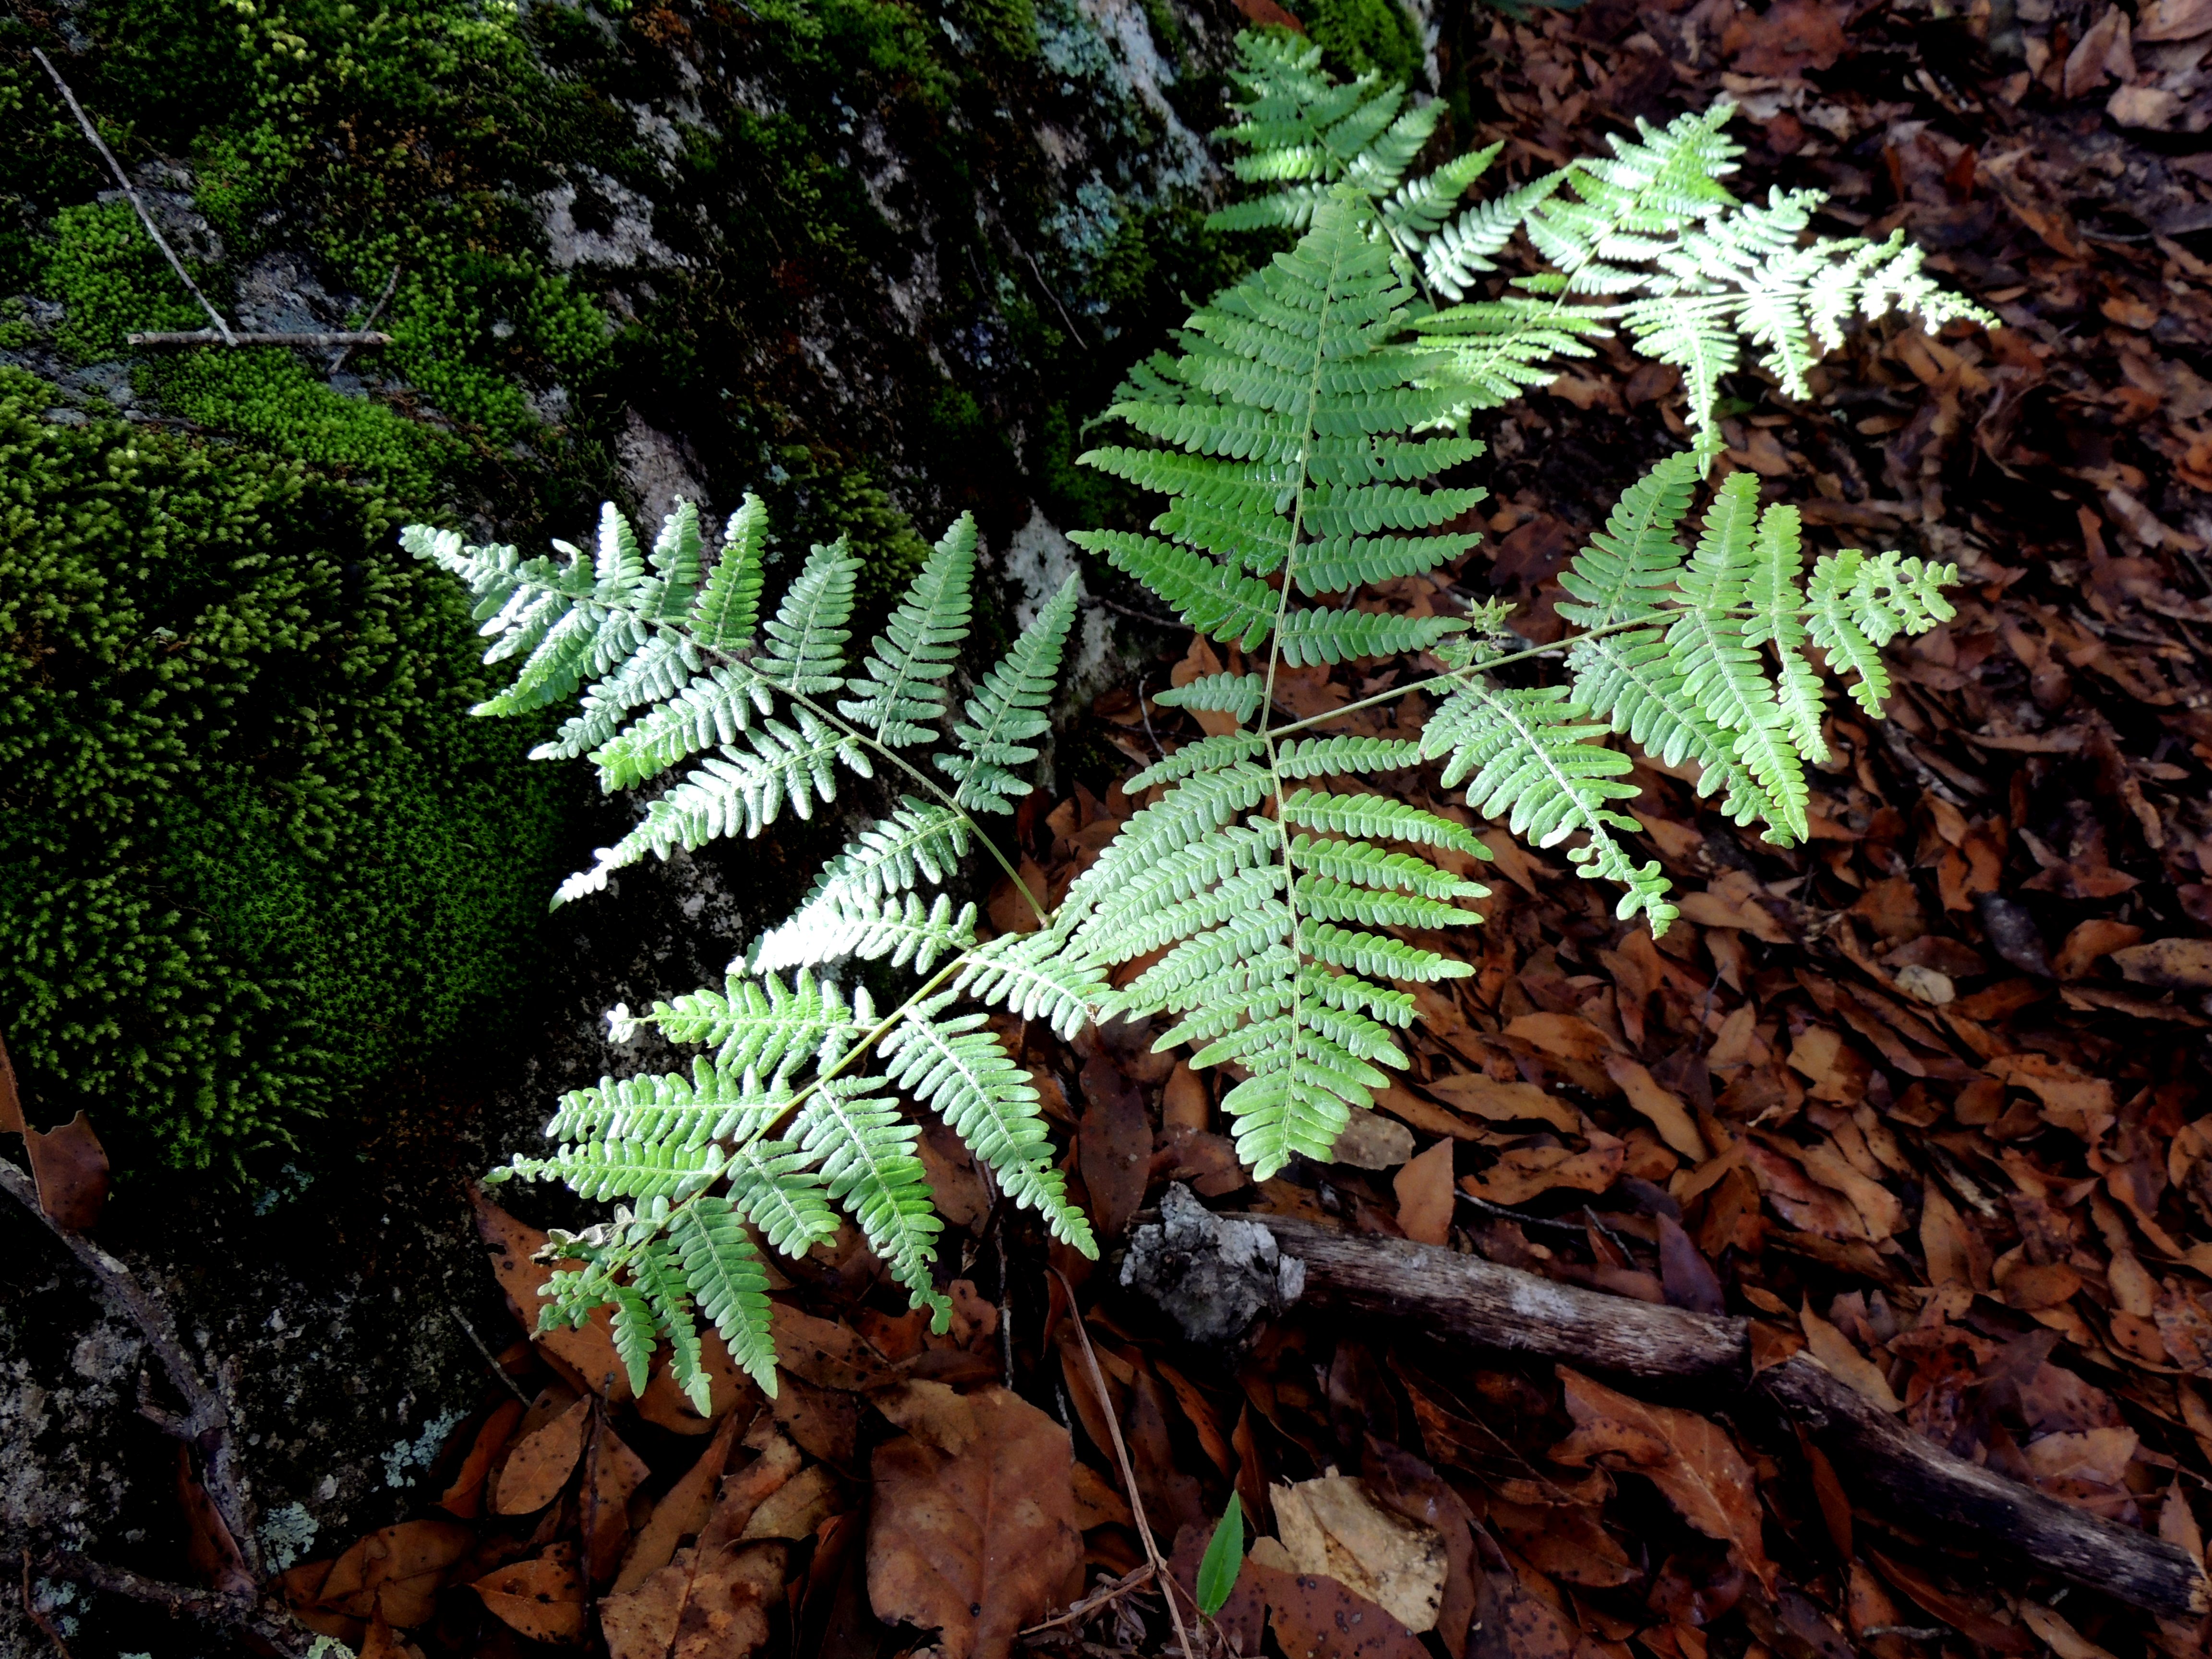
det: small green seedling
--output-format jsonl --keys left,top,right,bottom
{"left": 1196, "top": 1493, "right": 1247, "bottom": 1616}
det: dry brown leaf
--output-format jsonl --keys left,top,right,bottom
{"left": 742, "top": 1462, "right": 841, "bottom": 1540}
{"left": 1164, "top": 1061, "right": 1210, "bottom": 1130}
{"left": 2111, "top": 938, "right": 2212, "bottom": 990}
{"left": 769, "top": 1304, "right": 896, "bottom": 1392}
{"left": 1484, "top": 1498, "right": 1636, "bottom": 1589}
{"left": 1984, "top": 1054, "right": 2117, "bottom": 1142}
{"left": 1800, "top": 1304, "right": 1904, "bottom": 1411}
{"left": 475, "top": 1547, "right": 588, "bottom": 1645}
{"left": 472, "top": 1188, "right": 632, "bottom": 1399}
{"left": 1868, "top": 1549, "right": 2034, "bottom": 1653}
{"left": 771, "top": 1368, "right": 859, "bottom": 1464}
{"left": 1423, "top": 1071, "right": 1578, "bottom": 1132}
{"left": 1072, "top": 1460, "right": 1134, "bottom": 1529}
{"left": 1460, "top": 1138, "right": 1623, "bottom": 1207}
{"left": 176, "top": 1443, "right": 253, "bottom": 1596}
{"left": 705, "top": 1429, "right": 803, "bottom": 1542}
{"left": 494, "top": 1393, "right": 589, "bottom": 1515}
{"left": 586, "top": 1420, "right": 653, "bottom": 1584}
{"left": 1333, "top": 1110, "right": 1415, "bottom": 1169}
{"left": 1604, "top": 1057, "right": 1707, "bottom": 1160}
{"left": 602, "top": 1540, "right": 788, "bottom": 1659}
{"left": 1550, "top": 1370, "right": 1776, "bottom": 1592}
{"left": 1920, "top": 1186, "right": 1991, "bottom": 1292}
{"left": 2055, "top": 919, "right": 2145, "bottom": 978}
{"left": 1078, "top": 1051, "right": 1151, "bottom": 1241}
{"left": 1245, "top": 1538, "right": 1432, "bottom": 1659}
{"left": 637, "top": 1327, "right": 754, "bottom": 1436}
{"left": 312, "top": 1519, "right": 476, "bottom": 1628}
{"left": 2020, "top": 1601, "right": 2121, "bottom": 1659}
{"left": 1723, "top": 0, "right": 1848, "bottom": 77}
{"left": 1375, "top": 1083, "right": 1486, "bottom": 1141}
{"left": 1502, "top": 1012, "right": 1620, "bottom": 1065}
{"left": 438, "top": 1399, "right": 524, "bottom": 1519}
{"left": 1395, "top": 1139, "right": 1456, "bottom": 1246}
{"left": 25, "top": 1111, "right": 108, "bottom": 1230}
{"left": 1273, "top": 1476, "right": 1448, "bottom": 1634}
{"left": 866, "top": 1383, "right": 1082, "bottom": 1659}
{"left": 615, "top": 1411, "right": 742, "bottom": 1594}
{"left": 874, "top": 1378, "right": 982, "bottom": 1455}
{"left": 0, "top": 1031, "right": 24, "bottom": 1135}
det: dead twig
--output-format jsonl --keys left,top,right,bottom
{"left": 328, "top": 263, "right": 401, "bottom": 372}
{"left": 127, "top": 330, "right": 393, "bottom": 349}
{"left": 0, "top": 1161, "right": 259, "bottom": 1577}
{"left": 1049, "top": 1268, "right": 1200, "bottom": 1659}
{"left": 1021, "top": 1560, "right": 1157, "bottom": 1639}
{"left": 448, "top": 1306, "right": 532, "bottom": 1406}
{"left": 33, "top": 48, "right": 236, "bottom": 346}
{"left": 36, "top": 1553, "right": 312, "bottom": 1657}
{"left": 20, "top": 1551, "right": 73, "bottom": 1659}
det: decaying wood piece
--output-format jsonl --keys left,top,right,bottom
{"left": 1177, "top": 1212, "right": 2212, "bottom": 1620}
{"left": 125, "top": 330, "right": 394, "bottom": 349}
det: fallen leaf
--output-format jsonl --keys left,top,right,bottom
{"left": 637, "top": 1327, "right": 754, "bottom": 1435}
{"left": 1395, "top": 1140, "right": 1457, "bottom": 1246}
{"left": 2055, "top": 919, "right": 2144, "bottom": 979}
{"left": 615, "top": 1410, "right": 742, "bottom": 1593}
{"left": 1984, "top": 1054, "right": 2117, "bottom": 1142}
{"left": 1246, "top": 1538, "right": 1432, "bottom": 1659}
{"left": 1273, "top": 1475, "right": 1448, "bottom": 1634}
{"left": 438, "top": 1399, "right": 524, "bottom": 1519}
{"left": 1078, "top": 1051, "right": 1151, "bottom": 1241}
{"left": 744, "top": 1462, "right": 842, "bottom": 1540}
{"left": 770, "top": 1304, "right": 897, "bottom": 1393}
{"left": 1164, "top": 1061, "right": 1210, "bottom": 1130}
{"left": 472, "top": 1189, "right": 632, "bottom": 1399}
{"left": 1604, "top": 1057, "right": 1707, "bottom": 1160}
{"left": 2111, "top": 938, "right": 2212, "bottom": 990}
{"left": 603, "top": 1540, "right": 788, "bottom": 1659}
{"left": 475, "top": 1547, "right": 588, "bottom": 1645}
{"left": 1723, "top": 0, "right": 1848, "bottom": 77}
{"left": 494, "top": 1393, "right": 589, "bottom": 1515}
{"left": 1550, "top": 1370, "right": 1776, "bottom": 1592}
{"left": 771, "top": 1368, "right": 859, "bottom": 1465}
{"left": 2138, "top": 0, "right": 2212, "bottom": 37}
{"left": 1073, "top": 1460, "right": 1135, "bottom": 1529}
{"left": 874, "top": 1378, "right": 982, "bottom": 1455}
{"left": 585, "top": 1419, "right": 653, "bottom": 1583}
{"left": 176, "top": 1443, "right": 253, "bottom": 1596}
{"left": 866, "top": 1383, "right": 1082, "bottom": 1659}
{"left": 1423, "top": 1071, "right": 1578, "bottom": 1132}
{"left": 704, "top": 1429, "right": 803, "bottom": 1543}
{"left": 1503, "top": 1012, "right": 1619, "bottom": 1065}
{"left": 1869, "top": 1549, "right": 2034, "bottom": 1653}
{"left": 1333, "top": 1110, "right": 1415, "bottom": 1170}
{"left": 2020, "top": 1601, "right": 2121, "bottom": 1659}
{"left": 1464, "top": 1523, "right": 1577, "bottom": 1659}
{"left": 0, "top": 1031, "right": 23, "bottom": 1134}
{"left": 1801, "top": 1304, "right": 1903, "bottom": 1411}
{"left": 23, "top": 1110, "right": 108, "bottom": 1230}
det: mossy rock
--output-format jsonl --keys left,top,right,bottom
{"left": 0, "top": 369, "right": 565, "bottom": 1169}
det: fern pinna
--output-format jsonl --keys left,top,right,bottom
{"left": 408, "top": 33, "right": 1977, "bottom": 1392}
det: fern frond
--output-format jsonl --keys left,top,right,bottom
{"left": 723, "top": 1137, "right": 842, "bottom": 1258}
{"left": 1422, "top": 171, "right": 1567, "bottom": 301}
{"left": 751, "top": 890, "right": 977, "bottom": 975}
{"left": 1287, "top": 832, "right": 1490, "bottom": 901}
{"left": 693, "top": 493, "right": 769, "bottom": 650}
{"left": 756, "top": 540, "right": 860, "bottom": 693}
{"left": 1277, "top": 789, "right": 1489, "bottom": 855}
{"left": 668, "top": 1196, "right": 779, "bottom": 1395}
{"left": 881, "top": 999, "right": 1095, "bottom": 1251}
{"left": 592, "top": 665, "right": 772, "bottom": 792}
{"left": 1806, "top": 548, "right": 1958, "bottom": 713}
{"left": 792, "top": 1080, "right": 946, "bottom": 1323}
{"left": 632, "top": 1239, "right": 706, "bottom": 1409}
{"left": 1567, "top": 629, "right": 1773, "bottom": 825}
{"left": 542, "top": 1054, "right": 784, "bottom": 1155}
{"left": 1743, "top": 500, "right": 1827, "bottom": 764}
{"left": 840, "top": 514, "right": 977, "bottom": 746}
{"left": 940, "top": 572, "right": 1079, "bottom": 812}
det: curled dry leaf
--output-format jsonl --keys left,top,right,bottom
{"left": 1331, "top": 1109, "right": 1415, "bottom": 1170}
{"left": 1078, "top": 1050, "right": 1152, "bottom": 1241}
{"left": 1394, "top": 1138, "right": 1456, "bottom": 1246}
{"left": 866, "top": 1383, "right": 1082, "bottom": 1659}
{"left": 615, "top": 1411, "right": 742, "bottom": 1594}
{"left": 1461, "top": 1137, "right": 1624, "bottom": 1206}
{"left": 1604, "top": 1056, "right": 1707, "bottom": 1160}
{"left": 1550, "top": 1370, "right": 1777, "bottom": 1593}
{"left": 1272, "top": 1475, "right": 1449, "bottom": 1634}
{"left": 1423, "top": 1071, "right": 1578, "bottom": 1133}
{"left": 438, "top": 1398, "right": 524, "bottom": 1519}
{"left": 1800, "top": 1303, "right": 1904, "bottom": 1411}
{"left": 305, "top": 1518, "right": 477, "bottom": 1629}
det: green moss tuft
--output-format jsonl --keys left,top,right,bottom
{"left": 0, "top": 368, "right": 563, "bottom": 1168}
{"left": 1307, "top": 0, "right": 1425, "bottom": 86}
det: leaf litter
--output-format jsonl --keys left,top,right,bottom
{"left": 234, "top": 2, "right": 2212, "bottom": 1657}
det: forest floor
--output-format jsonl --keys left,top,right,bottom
{"left": 10, "top": 0, "right": 2212, "bottom": 1657}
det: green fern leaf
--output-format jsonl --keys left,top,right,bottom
{"left": 840, "top": 514, "right": 977, "bottom": 746}
{"left": 1557, "top": 450, "right": 1698, "bottom": 628}
{"left": 668, "top": 1197, "right": 779, "bottom": 1395}
{"left": 940, "top": 573, "right": 1079, "bottom": 811}
{"left": 793, "top": 1080, "right": 947, "bottom": 1324}
{"left": 756, "top": 540, "right": 860, "bottom": 693}
{"left": 693, "top": 493, "right": 769, "bottom": 649}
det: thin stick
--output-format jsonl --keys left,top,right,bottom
{"left": 329, "top": 263, "right": 401, "bottom": 372}
{"left": 1020, "top": 1560, "right": 1156, "bottom": 1637}
{"left": 1049, "top": 1269, "right": 1199, "bottom": 1659}
{"left": 127, "top": 330, "right": 393, "bottom": 349}
{"left": 0, "top": 1161, "right": 258, "bottom": 1576}
{"left": 449, "top": 1307, "right": 531, "bottom": 1405}
{"left": 33, "top": 49, "right": 235, "bottom": 347}
{"left": 36, "top": 1554, "right": 313, "bottom": 1657}
{"left": 21, "top": 1551, "right": 74, "bottom": 1659}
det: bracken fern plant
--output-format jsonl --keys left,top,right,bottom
{"left": 409, "top": 32, "right": 1984, "bottom": 1399}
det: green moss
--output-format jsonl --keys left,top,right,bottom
{"left": 44, "top": 201, "right": 205, "bottom": 361}
{"left": 1307, "top": 0, "right": 1425, "bottom": 86}
{"left": 157, "top": 348, "right": 457, "bottom": 498}
{"left": 0, "top": 369, "right": 562, "bottom": 1167}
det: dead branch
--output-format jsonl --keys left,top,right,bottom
{"left": 126, "top": 330, "right": 393, "bottom": 349}
{"left": 1177, "top": 1211, "right": 2212, "bottom": 1621}
{"left": 0, "top": 1162, "right": 259, "bottom": 1577}
{"left": 32, "top": 49, "right": 236, "bottom": 347}
{"left": 36, "top": 1553, "right": 311, "bottom": 1657}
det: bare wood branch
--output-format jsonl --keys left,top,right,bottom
{"left": 126, "top": 330, "right": 394, "bottom": 349}
{"left": 35, "top": 1554, "right": 313, "bottom": 1657}
{"left": 329, "top": 264, "right": 402, "bottom": 373}
{"left": 1229, "top": 1214, "right": 2212, "bottom": 1621}
{"left": 0, "top": 1161, "right": 260, "bottom": 1577}
{"left": 32, "top": 49, "right": 236, "bottom": 347}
